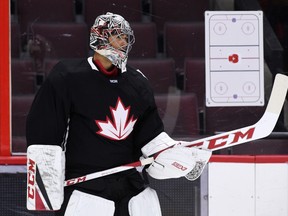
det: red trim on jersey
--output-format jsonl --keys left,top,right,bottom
{"left": 0, "top": 0, "right": 11, "bottom": 156}
{"left": 94, "top": 59, "right": 119, "bottom": 77}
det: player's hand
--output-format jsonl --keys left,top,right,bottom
{"left": 146, "top": 147, "right": 197, "bottom": 179}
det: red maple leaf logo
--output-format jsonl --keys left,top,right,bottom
{"left": 95, "top": 98, "right": 137, "bottom": 140}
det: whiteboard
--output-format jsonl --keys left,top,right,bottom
{"left": 205, "top": 11, "right": 264, "bottom": 107}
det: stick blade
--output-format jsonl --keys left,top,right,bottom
{"left": 266, "top": 73, "right": 288, "bottom": 114}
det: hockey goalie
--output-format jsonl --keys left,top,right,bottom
{"left": 26, "top": 12, "right": 211, "bottom": 216}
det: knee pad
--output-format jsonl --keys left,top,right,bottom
{"left": 128, "top": 187, "right": 162, "bottom": 216}
{"left": 64, "top": 190, "right": 115, "bottom": 216}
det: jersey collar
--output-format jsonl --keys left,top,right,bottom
{"left": 87, "top": 57, "right": 127, "bottom": 73}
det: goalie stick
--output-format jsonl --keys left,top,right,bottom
{"left": 65, "top": 157, "right": 154, "bottom": 186}
{"left": 65, "top": 73, "right": 288, "bottom": 186}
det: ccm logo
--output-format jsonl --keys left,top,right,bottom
{"left": 172, "top": 162, "right": 187, "bottom": 171}
{"left": 187, "top": 127, "right": 255, "bottom": 150}
{"left": 66, "top": 176, "right": 86, "bottom": 186}
{"left": 27, "top": 159, "right": 36, "bottom": 200}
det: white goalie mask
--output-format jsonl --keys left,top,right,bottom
{"left": 90, "top": 12, "right": 135, "bottom": 69}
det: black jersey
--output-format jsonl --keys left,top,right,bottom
{"left": 26, "top": 57, "right": 164, "bottom": 180}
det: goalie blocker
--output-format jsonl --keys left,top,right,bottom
{"left": 27, "top": 145, "right": 65, "bottom": 211}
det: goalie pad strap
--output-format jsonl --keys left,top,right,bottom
{"left": 128, "top": 187, "right": 162, "bottom": 216}
{"left": 27, "top": 145, "right": 65, "bottom": 211}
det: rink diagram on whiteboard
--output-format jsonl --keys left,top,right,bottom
{"left": 205, "top": 11, "right": 264, "bottom": 107}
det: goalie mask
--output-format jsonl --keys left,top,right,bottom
{"left": 90, "top": 12, "right": 135, "bottom": 69}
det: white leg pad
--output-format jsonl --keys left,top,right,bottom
{"left": 128, "top": 187, "right": 162, "bottom": 216}
{"left": 64, "top": 190, "right": 115, "bottom": 216}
